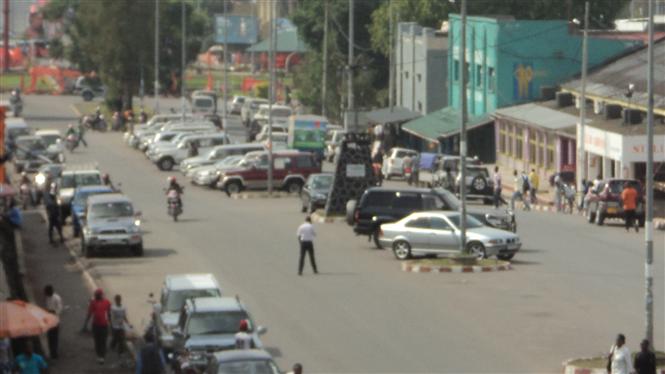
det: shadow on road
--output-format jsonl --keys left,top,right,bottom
{"left": 510, "top": 259, "right": 541, "bottom": 266}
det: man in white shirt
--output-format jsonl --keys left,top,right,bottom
{"left": 296, "top": 216, "right": 318, "bottom": 275}
{"left": 608, "top": 333, "right": 633, "bottom": 374}
{"left": 234, "top": 319, "right": 252, "bottom": 349}
{"left": 109, "top": 294, "right": 130, "bottom": 360}
{"left": 44, "top": 285, "right": 63, "bottom": 359}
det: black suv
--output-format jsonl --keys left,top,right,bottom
{"left": 346, "top": 187, "right": 516, "bottom": 247}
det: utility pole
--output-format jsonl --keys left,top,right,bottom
{"left": 388, "top": 0, "right": 394, "bottom": 111}
{"left": 459, "top": 0, "right": 468, "bottom": 253}
{"left": 154, "top": 0, "right": 160, "bottom": 113}
{"left": 222, "top": 0, "right": 229, "bottom": 122}
{"left": 267, "top": 0, "right": 275, "bottom": 194}
{"left": 3, "top": 0, "right": 9, "bottom": 73}
{"left": 411, "top": 23, "right": 416, "bottom": 112}
{"left": 321, "top": 0, "right": 328, "bottom": 117}
{"left": 346, "top": 0, "right": 355, "bottom": 132}
{"left": 180, "top": 0, "right": 186, "bottom": 122}
{"left": 644, "top": 0, "right": 655, "bottom": 348}
{"left": 576, "top": 2, "right": 589, "bottom": 198}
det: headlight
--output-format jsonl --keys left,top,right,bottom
{"left": 134, "top": 219, "right": 141, "bottom": 227}
{"left": 35, "top": 174, "right": 46, "bottom": 186}
{"left": 488, "top": 239, "right": 503, "bottom": 244}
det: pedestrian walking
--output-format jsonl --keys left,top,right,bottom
{"left": 296, "top": 216, "right": 318, "bottom": 275}
{"left": 44, "top": 285, "right": 62, "bottom": 360}
{"left": 82, "top": 288, "right": 111, "bottom": 365}
{"left": 510, "top": 170, "right": 530, "bottom": 211}
{"left": 409, "top": 153, "right": 421, "bottom": 186}
{"left": 492, "top": 166, "right": 507, "bottom": 208}
{"left": 621, "top": 182, "right": 639, "bottom": 233}
{"left": 77, "top": 121, "right": 88, "bottom": 147}
{"left": 528, "top": 168, "right": 539, "bottom": 204}
{"left": 44, "top": 185, "right": 64, "bottom": 245}
{"left": 607, "top": 334, "right": 633, "bottom": 374}
{"left": 109, "top": 295, "right": 131, "bottom": 363}
{"left": 634, "top": 339, "right": 656, "bottom": 374}
{"left": 402, "top": 154, "right": 413, "bottom": 181}
{"left": 135, "top": 333, "right": 166, "bottom": 374}
{"left": 14, "top": 341, "right": 47, "bottom": 374}
{"left": 234, "top": 319, "right": 252, "bottom": 349}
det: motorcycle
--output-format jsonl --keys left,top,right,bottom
{"left": 65, "top": 134, "right": 79, "bottom": 152}
{"left": 167, "top": 190, "right": 182, "bottom": 222}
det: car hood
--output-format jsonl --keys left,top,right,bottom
{"left": 59, "top": 188, "right": 75, "bottom": 200}
{"left": 467, "top": 226, "right": 518, "bottom": 240}
{"left": 185, "top": 334, "right": 236, "bottom": 351}
{"left": 194, "top": 165, "right": 217, "bottom": 174}
{"left": 87, "top": 216, "right": 136, "bottom": 231}
{"left": 160, "top": 312, "right": 180, "bottom": 329}
{"left": 182, "top": 156, "right": 208, "bottom": 166}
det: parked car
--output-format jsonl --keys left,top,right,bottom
{"left": 13, "top": 135, "right": 59, "bottom": 173}
{"left": 347, "top": 187, "right": 516, "bottom": 248}
{"left": 170, "top": 297, "right": 267, "bottom": 370}
{"left": 70, "top": 185, "right": 114, "bottom": 237}
{"left": 454, "top": 165, "right": 494, "bottom": 204}
{"left": 203, "top": 349, "right": 280, "bottom": 374}
{"left": 156, "top": 273, "right": 222, "bottom": 351}
{"left": 228, "top": 95, "right": 247, "bottom": 114}
{"left": 35, "top": 129, "right": 65, "bottom": 161}
{"left": 241, "top": 98, "right": 269, "bottom": 127}
{"left": 129, "top": 114, "right": 194, "bottom": 148}
{"left": 217, "top": 150, "right": 321, "bottom": 195}
{"left": 57, "top": 167, "right": 103, "bottom": 217}
{"left": 584, "top": 178, "right": 645, "bottom": 226}
{"left": 145, "top": 130, "right": 216, "bottom": 159}
{"left": 191, "top": 90, "right": 218, "bottom": 115}
{"left": 80, "top": 193, "right": 143, "bottom": 257}
{"left": 379, "top": 211, "right": 521, "bottom": 260}
{"left": 300, "top": 173, "right": 334, "bottom": 213}
{"left": 33, "top": 163, "right": 64, "bottom": 203}
{"left": 381, "top": 147, "right": 419, "bottom": 179}
{"left": 180, "top": 143, "right": 265, "bottom": 175}
{"left": 254, "top": 124, "right": 288, "bottom": 143}
{"left": 149, "top": 132, "right": 231, "bottom": 171}
{"left": 192, "top": 155, "right": 245, "bottom": 187}
{"left": 432, "top": 155, "right": 481, "bottom": 185}
{"left": 251, "top": 104, "right": 292, "bottom": 128}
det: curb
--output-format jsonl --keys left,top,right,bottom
{"left": 310, "top": 212, "right": 346, "bottom": 224}
{"left": 401, "top": 261, "right": 512, "bottom": 273}
{"left": 230, "top": 191, "right": 294, "bottom": 199}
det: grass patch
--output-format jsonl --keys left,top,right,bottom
{"left": 568, "top": 352, "right": 665, "bottom": 369}
{"left": 0, "top": 72, "right": 52, "bottom": 92}
{"left": 409, "top": 258, "right": 506, "bottom": 267}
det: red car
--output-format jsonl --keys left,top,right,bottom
{"left": 584, "top": 178, "right": 644, "bottom": 226}
{"left": 217, "top": 150, "right": 321, "bottom": 195}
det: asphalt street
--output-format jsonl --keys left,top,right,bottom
{"left": 20, "top": 94, "right": 665, "bottom": 373}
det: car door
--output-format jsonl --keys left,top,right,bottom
{"left": 428, "top": 217, "right": 459, "bottom": 254}
{"left": 403, "top": 217, "right": 432, "bottom": 252}
{"left": 273, "top": 156, "right": 291, "bottom": 186}
{"left": 246, "top": 154, "right": 269, "bottom": 189}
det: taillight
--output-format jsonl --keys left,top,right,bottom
{"left": 354, "top": 210, "right": 359, "bottom": 223}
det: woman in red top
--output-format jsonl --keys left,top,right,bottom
{"left": 82, "top": 288, "right": 111, "bottom": 364}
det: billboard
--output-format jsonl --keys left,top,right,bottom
{"left": 214, "top": 15, "right": 259, "bottom": 45}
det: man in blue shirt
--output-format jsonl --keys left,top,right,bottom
{"left": 14, "top": 342, "right": 47, "bottom": 374}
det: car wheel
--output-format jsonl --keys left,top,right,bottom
{"left": 373, "top": 229, "right": 383, "bottom": 249}
{"left": 595, "top": 209, "right": 605, "bottom": 226}
{"left": 225, "top": 181, "right": 241, "bottom": 196}
{"left": 466, "top": 241, "right": 486, "bottom": 259}
{"left": 158, "top": 157, "right": 174, "bottom": 171}
{"left": 82, "top": 91, "right": 93, "bottom": 102}
{"left": 392, "top": 240, "right": 411, "bottom": 260}
{"left": 497, "top": 253, "right": 515, "bottom": 261}
{"left": 286, "top": 180, "right": 303, "bottom": 194}
{"left": 131, "top": 243, "right": 144, "bottom": 257}
{"left": 470, "top": 176, "right": 487, "bottom": 194}
{"left": 586, "top": 208, "right": 596, "bottom": 223}
{"left": 345, "top": 200, "right": 357, "bottom": 226}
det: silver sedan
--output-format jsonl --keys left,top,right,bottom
{"left": 379, "top": 211, "right": 521, "bottom": 261}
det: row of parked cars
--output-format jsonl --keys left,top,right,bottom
{"left": 5, "top": 118, "right": 66, "bottom": 173}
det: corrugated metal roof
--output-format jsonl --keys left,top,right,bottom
{"left": 562, "top": 39, "right": 665, "bottom": 109}
{"left": 365, "top": 106, "right": 421, "bottom": 124}
{"left": 493, "top": 102, "right": 578, "bottom": 130}
{"left": 402, "top": 106, "right": 491, "bottom": 142}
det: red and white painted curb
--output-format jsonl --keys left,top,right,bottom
{"left": 563, "top": 359, "right": 665, "bottom": 374}
{"left": 401, "top": 261, "right": 512, "bottom": 273}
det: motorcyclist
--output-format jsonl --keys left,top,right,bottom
{"left": 77, "top": 121, "right": 88, "bottom": 147}
{"left": 9, "top": 88, "right": 22, "bottom": 116}
{"left": 102, "top": 173, "right": 115, "bottom": 190}
{"left": 65, "top": 124, "right": 77, "bottom": 137}
{"left": 166, "top": 176, "right": 183, "bottom": 207}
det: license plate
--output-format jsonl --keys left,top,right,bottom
{"left": 607, "top": 207, "right": 618, "bottom": 214}
{"left": 507, "top": 244, "right": 520, "bottom": 250}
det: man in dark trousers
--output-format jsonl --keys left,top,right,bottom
{"left": 634, "top": 339, "right": 656, "bottom": 374}
{"left": 296, "top": 216, "right": 318, "bottom": 276}
{"left": 44, "top": 285, "right": 63, "bottom": 359}
{"left": 43, "top": 184, "right": 64, "bottom": 245}
{"left": 82, "top": 288, "right": 111, "bottom": 365}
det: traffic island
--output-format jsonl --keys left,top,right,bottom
{"left": 401, "top": 258, "right": 512, "bottom": 273}
{"left": 563, "top": 353, "right": 665, "bottom": 374}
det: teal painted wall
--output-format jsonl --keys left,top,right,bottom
{"left": 448, "top": 15, "right": 641, "bottom": 116}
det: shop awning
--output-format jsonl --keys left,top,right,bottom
{"left": 246, "top": 29, "right": 308, "bottom": 53}
{"left": 401, "top": 106, "right": 491, "bottom": 143}
{"left": 365, "top": 106, "right": 421, "bottom": 124}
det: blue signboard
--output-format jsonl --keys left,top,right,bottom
{"left": 215, "top": 15, "right": 259, "bottom": 45}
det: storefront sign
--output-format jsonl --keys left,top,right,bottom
{"left": 622, "top": 135, "right": 665, "bottom": 163}
{"left": 584, "top": 126, "right": 665, "bottom": 163}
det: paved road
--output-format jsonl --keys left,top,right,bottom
{"left": 21, "top": 94, "right": 665, "bottom": 373}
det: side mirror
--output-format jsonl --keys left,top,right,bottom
{"left": 256, "top": 326, "right": 268, "bottom": 335}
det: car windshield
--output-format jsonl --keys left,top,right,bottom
{"left": 187, "top": 311, "right": 249, "bottom": 335}
{"left": 60, "top": 175, "right": 76, "bottom": 188}
{"left": 310, "top": 175, "right": 333, "bottom": 190}
{"left": 73, "top": 190, "right": 111, "bottom": 206}
{"left": 164, "top": 289, "right": 221, "bottom": 312}
{"left": 40, "top": 134, "right": 60, "bottom": 146}
{"left": 447, "top": 214, "right": 484, "bottom": 229}
{"left": 158, "top": 134, "right": 176, "bottom": 142}
{"left": 216, "top": 156, "right": 243, "bottom": 168}
{"left": 217, "top": 360, "right": 278, "bottom": 374}
{"left": 272, "top": 108, "right": 291, "bottom": 117}
{"left": 433, "top": 188, "right": 460, "bottom": 210}
{"left": 88, "top": 202, "right": 134, "bottom": 219}
{"left": 194, "top": 98, "right": 213, "bottom": 108}
{"left": 75, "top": 173, "right": 102, "bottom": 186}
{"left": 17, "top": 138, "right": 46, "bottom": 151}
{"left": 395, "top": 150, "right": 416, "bottom": 158}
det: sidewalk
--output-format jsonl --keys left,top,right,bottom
{"left": 20, "top": 210, "right": 130, "bottom": 373}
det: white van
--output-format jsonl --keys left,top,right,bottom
{"left": 180, "top": 143, "right": 266, "bottom": 175}
{"left": 150, "top": 132, "right": 231, "bottom": 171}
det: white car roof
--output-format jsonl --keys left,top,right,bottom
{"left": 165, "top": 273, "right": 220, "bottom": 291}
{"left": 35, "top": 129, "right": 61, "bottom": 136}
{"left": 87, "top": 193, "right": 132, "bottom": 205}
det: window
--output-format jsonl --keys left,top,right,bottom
{"left": 538, "top": 133, "right": 546, "bottom": 167}
{"left": 488, "top": 67, "right": 495, "bottom": 92}
{"left": 506, "top": 124, "right": 514, "bottom": 157}
{"left": 363, "top": 191, "right": 394, "bottom": 208}
{"left": 404, "top": 71, "right": 409, "bottom": 79}
{"left": 498, "top": 123, "right": 507, "bottom": 154}
{"left": 465, "top": 62, "right": 470, "bottom": 86}
{"left": 417, "top": 73, "right": 422, "bottom": 82}
{"left": 528, "top": 130, "right": 537, "bottom": 164}
{"left": 476, "top": 65, "right": 482, "bottom": 87}
{"left": 211, "top": 137, "right": 228, "bottom": 146}
{"left": 430, "top": 217, "right": 452, "bottom": 231}
{"left": 417, "top": 101, "right": 423, "bottom": 112}
{"left": 405, "top": 217, "right": 430, "bottom": 229}
{"left": 546, "top": 136, "right": 555, "bottom": 170}
{"left": 453, "top": 60, "right": 459, "bottom": 81}
{"left": 392, "top": 193, "right": 422, "bottom": 210}
{"left": 423, "top": 195, "right": 448, "bottom": 210}
{"left": 295, "top": 155, "right": 313, "bottom": 168}
{"left": 515, "top": 128, "right": 523, "bottom": 160}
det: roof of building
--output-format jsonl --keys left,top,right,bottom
{"left": 493, "top": 103, "right": 580, "bottom": 130}
{"left": 246, "top": 29, "right": 308, "bottom": 53}
{"left": 401, "top": 106, "right": 491, "bottom": 143}
{"left": 165, "top": 273, "right": 220, "bottom": 291}
{"left": 366, "top": 107, "right": 421, "bottom": 125}
{"left": 562, "top": 39, "right": 665, "bottom": 111}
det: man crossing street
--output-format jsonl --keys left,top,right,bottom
{"left": 296, "top": 216, "right": 318, "bottom": 276}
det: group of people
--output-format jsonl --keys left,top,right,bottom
{"left": 490, "top": 167, "right": 540, "bottom": 211}
{"left": 608, "top": 334, "right": 657, "bottom": 374}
